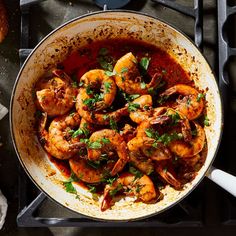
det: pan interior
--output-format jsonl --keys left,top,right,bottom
{"left": 11, "top": 11, "right": 222, "bottom": 221}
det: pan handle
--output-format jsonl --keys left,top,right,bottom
{"left": 206, "top": 166, "right": 236, "bottom": 197}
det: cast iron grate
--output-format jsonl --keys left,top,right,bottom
{"left": 16, "top": 0, "right": 232, "bottom": 227}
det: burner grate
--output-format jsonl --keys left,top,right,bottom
{"left": 17, "top": 0, "right": 234, "bottom": 227}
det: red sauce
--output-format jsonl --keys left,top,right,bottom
{"left": 62, "top": 39, "right": 192, "bottom": 88}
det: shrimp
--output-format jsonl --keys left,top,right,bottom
{"left": 120, "top": 124, "right": 136, "bottom": 143}
{"left": 48, "top": 112, "right": 87, "bottom": 157}
{"left": 38, "top": 113, "right": 85, "bottom": 160}
{"left": 80, "top": 69, "right": 117, "bottom": 111}
{"left": 159, "top": 84, "right": 204, "bottom": 120}
{"left": 87, "top": 129, "right": 129, "bottom": 176}
{"left": 136, "top": 108, "right": 192, "bottom": 143}
{"left": 155, "top": 160, "right": 182, "bottom": 190}
{"left": 129, "top": 95, "right": 153, "bottom": 124}
{"left": 76, "top": 90, "right": 129, "bottom": 125}
{"left": 36, "top": 69, "right": 78, "bottom": 116}
{"left": 113, "top": 52, "right": 162, "bottom": 94}
{"left": 69, "top": 155, "right": 113, "bottom": 183}
{"left": 168, "top": 121, "right": 205, "bottom": 158}
{"left": 101, "top": 173, "right": 159, "bottom": 211}
{"left": 128, "top": 136, "right": 172, "bottom": 161}
{"left": 129, "top": 152, "right": 154, "bottom": 175}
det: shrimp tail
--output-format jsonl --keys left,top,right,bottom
{"left": 101, "top": 189, "right": 113, "bottom": 212}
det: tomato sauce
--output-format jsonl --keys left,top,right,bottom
{"left": 61, "top": 39, "right": 193, "bottom": 88}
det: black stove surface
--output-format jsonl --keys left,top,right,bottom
{"left": 1, "top": 0, "right": 236, "bottom": 233}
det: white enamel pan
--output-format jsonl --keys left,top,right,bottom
{"left": 10, "top": 11, "right": 236, "bottom": 221}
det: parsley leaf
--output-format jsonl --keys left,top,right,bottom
{"left": 63, "top": 182, "right": 77, "bottom": 194}
{"left": 87, "top": 184, "right": 97, "bottom": 193}
{"left": 89, "top": 141, "right": 102, "bottom": 149}
{"left": 110, "top": 118, "right": 118, "bottom": 131}
{"left": 109, "top": 183, "right": 123, "bottom": 197}
{"left": 121, "top": 67, "right": 128, "bottom": 74}
{"left": 139, "top": 57, "right": 150, "bottom": 71}
{"left": 105, "top": 71, "right": 116, "bottom": 76}
{"left": 101, "top": 137, "right": 110, "bottom": 144}
{"left": 140, "top": 82, "right": 146, "bottom": 89}
{"left": 145, "top": 128, "right": 159, "bottom": 139}
{"left": 128, "top": 103, "right": 140, "bottom": 112}
{"left": 104, "top": 81, "right": 112, "bottom": 93}
{"left": 197, "top": 93, "right": 205, "bottom": 102}
{"left": 129, "top": 166, "right": 143, "bottom": 179}
{"left": 204, "top": 115, "right": 210, "bottom": 126}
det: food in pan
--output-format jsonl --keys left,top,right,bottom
{"left": 35, "top": 39, "right": 208, "bottom": 211}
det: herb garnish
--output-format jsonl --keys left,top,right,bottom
{"left": 197, "top": 93, "right": 205, "bottom": 102}
{"left": 110, "top": 118, "right": 118, "bottom": 131}
{"left": 128, "top": 103, "right": 140, "bottom": 112}
{"left": 139, "top": 57, "right": 151, "bottom": 71}
{"left": 104, "top": 81, "right": 112, "bottom": 93}
{"left": 204, "top": 115, "right": 210, "bottom": 126}
{"left": 129, "top": 166, "right": 143, "bottom": 179}
{"left": 109, "top": 183, "right": 123, "bottom": 197}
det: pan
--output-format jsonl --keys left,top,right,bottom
{"left": 10, "top": 11, "right": 236, "bottom": 221}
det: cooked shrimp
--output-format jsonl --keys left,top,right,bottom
{"left": 129, "top": 152, "right": 154, "bottom": 175}
{"left": 159, "top": 84, "right": 204, "bottom": 120}
{"left": 76, "top": 90, "right": 129, "bottom": 125}
{"left": 114, "top": 52, "right": 162, "bottom": 94}
{"left": 48, "top": 112, "right": 87, "bottom": 156}
{"left": 87, "top": 129, "right": 129, "bottom": 176}
{"left": 168, "top": 121, "right": 205, "bottom": 158}
{"left": 137, "top": 107, "right": 192, "bottom": 143}
{"left": 129, "top": 95, "right": 153, "bottom": 124}
{"left": 101, "top": 173, "right": 159, "bottom": 211}
{"left": 120, "top": 124, "right": 136, "bottom": 143}
{"left": 128, "top": 136, "right": 172, "bottom": 161}
{"left": 69, "top": 155, "right": 112, "bottom": 183}
{"left": 36, "top": 69, "right": 78, "bottom": 116}
{"left": 38, "top": 113, "right": 85, "bottom": 160}
{"left": 155, "top": 161, "right": 182, "bottom": 190}
{"left": 80, "top": 69, "right": 117, "bottom": 111}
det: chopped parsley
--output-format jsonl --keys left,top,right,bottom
{"left": 140, "top": 82, "right": 146, "bottom": 89}
{"left": 104, "top": 81, "right": 112, "bottom": 93}
{"left": 110, "top": 118, "right": 118, "bottom": 131}
{"left": 145, "top": 128, "right": 159, "bottom": 139}
{"left": 197, "top": 93, "right": 205, "bottom": 102}
{"left": 86, "top": 85, "right": 93, "bottom": 95}
{"left": 139, "top": 57, "right": 151, "bottom": 71}
{"left": 71, "top": 128, "right": 84, "bottom": 138}
{"left": 71, "top": 81, "right": 78, "bottom": 88}
{"left": 109, "top": 183, "right": 123, "bottom": 197}
{"left": 89, "top": 141, "right": 102, "bottom": 149}
{"left": 129, "top": 166, "right": 143, "bottom": 179}
{"left": 101, "top": 137, "right": 110, "bottom": 144}
{"left": 63, "top": 182, "right": 77, "bottom": 194}
{"left": 62, "top": 172, "right": 82, "bottom": 197}
{"left": 105, "top": 71, "right": 116, "bottom": 76}
{"left": 121, "top": 67, "right": 128, "bottom": 74}
{"left": 128, "top": 103, "right": 140, "bottom": 112}
{"left": 204, "top": 115, "right": 210, "bottom": 126}
{"left": 87, "top": 184, "right": 97, "bottom": 193}
{"left": 145, "top": 128, "right": 182, "bottom": 145}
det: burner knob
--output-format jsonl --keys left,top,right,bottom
{"left": 94, "top": 0, "right": 131, "bottom": 9}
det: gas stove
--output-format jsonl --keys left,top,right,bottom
{"left": 17, "top": 0, "right": 236, "bottom": 227}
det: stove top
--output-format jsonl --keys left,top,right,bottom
{"left": 17, "top": 0, "right": 236, "bottom": 227}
